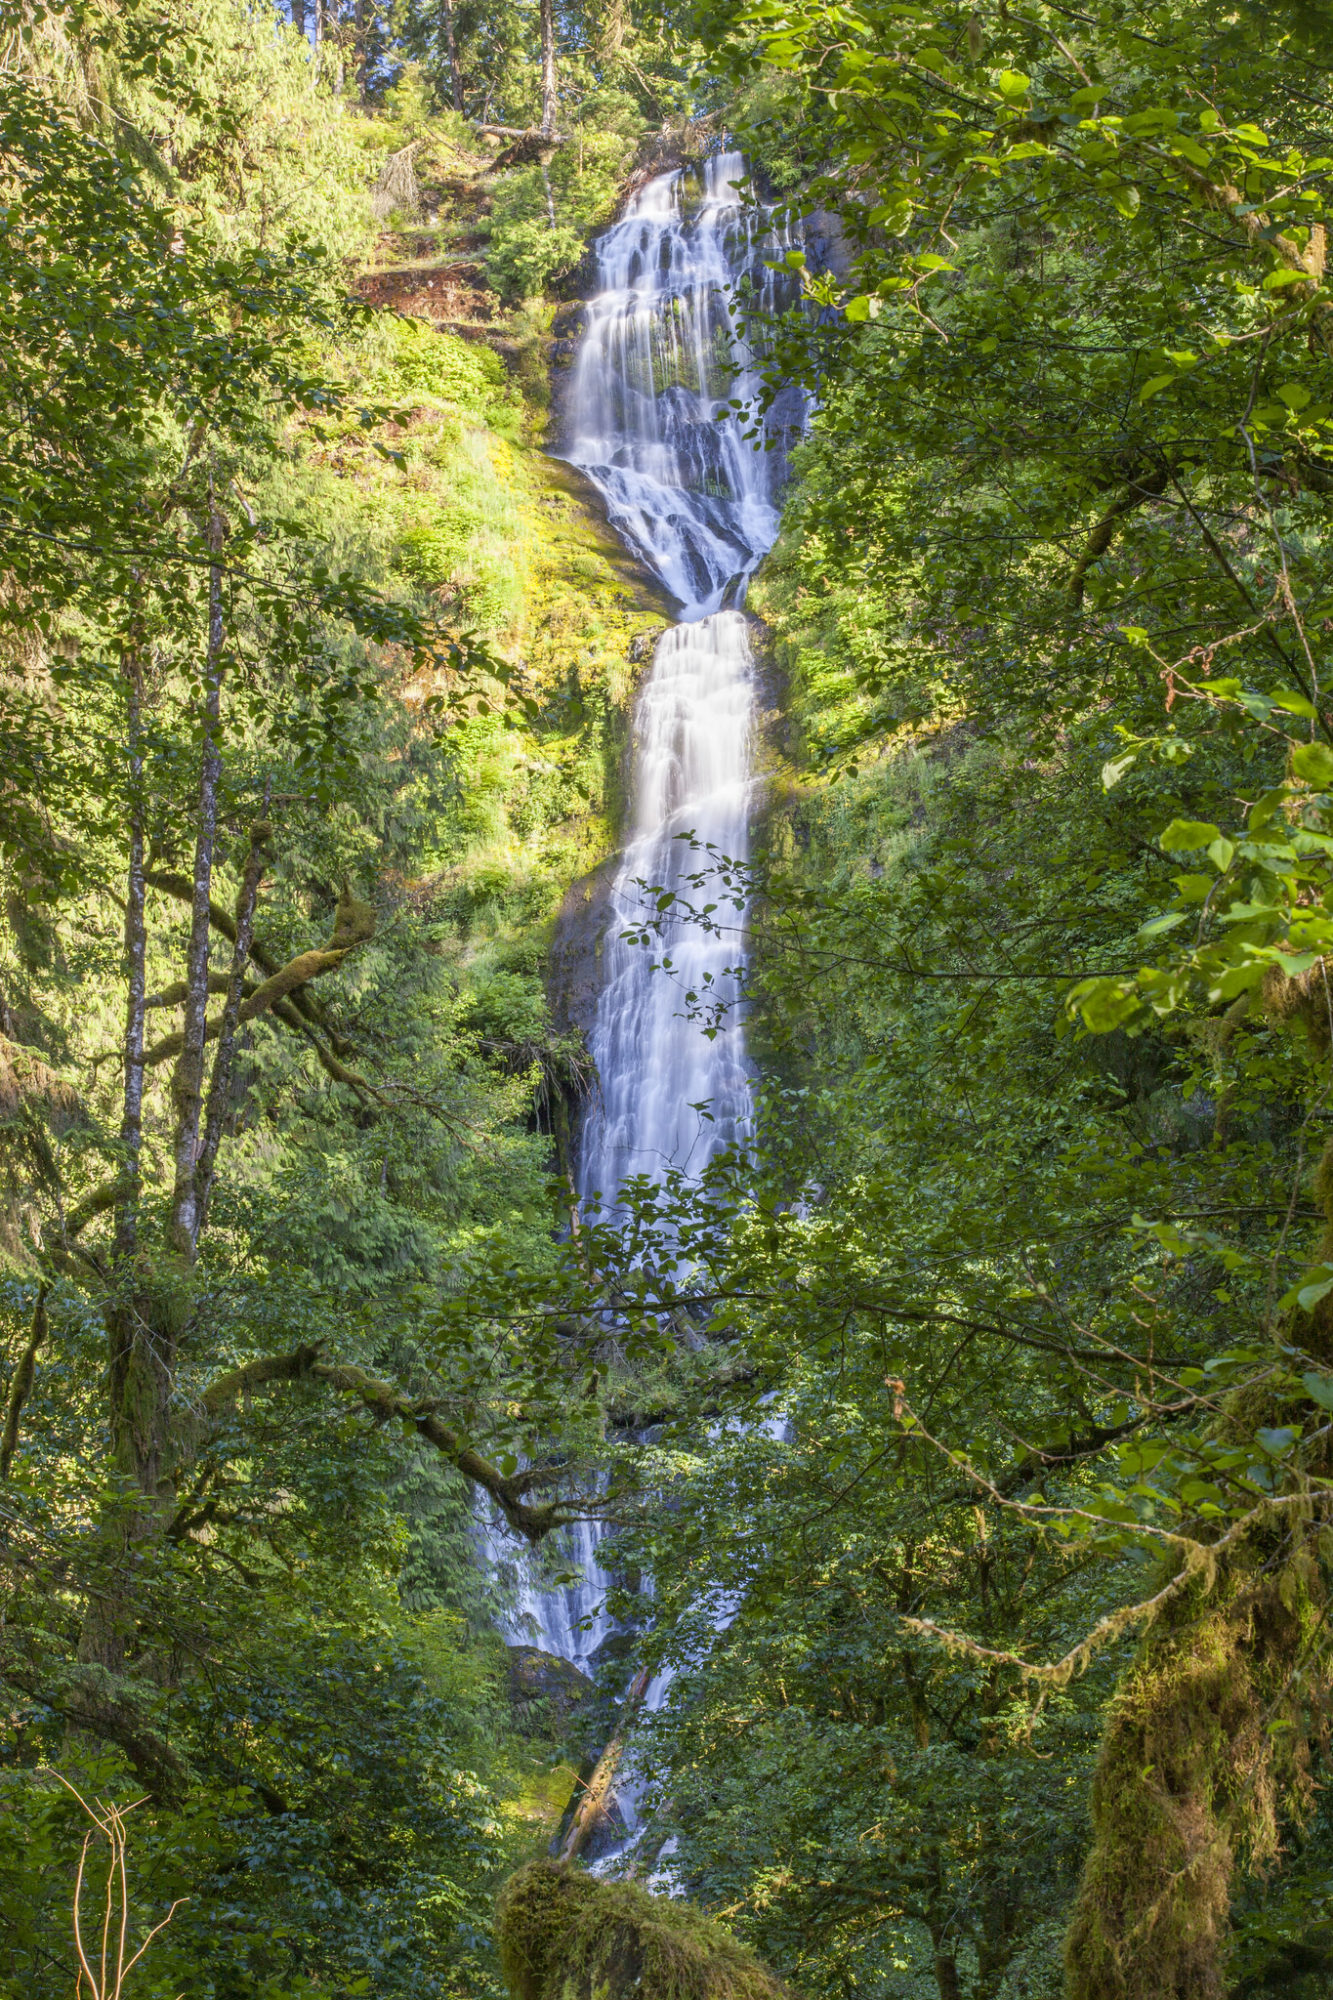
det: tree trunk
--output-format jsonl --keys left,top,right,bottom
{"left": 195, "top": 818, "right": 268, "bottom": 1230}
{"left": 441, "top": 0, "right": 462, "bottom": 112}
{"left": 975, "top": 1842, "right": 1018, "bottom": 2000}
{"left": 538, "top": 0, "right": 558, "bottom": 137}
{"left": 80, "top": 552, "right": 225, "bottom": 1672}
{"left": 77, "top": 658, "right": 157, "bottom": 1670}
{"left": 290, "top": 0, "right": 306, "bottom": 38}
{"left": 1065, "top": 1137, "right": 1333, "bottom": 2000}
{"left": 168, "top": 503, "right": 225, "bottom": 1263}
{"left": 933, "top": 1955, "right": 962, "bottom": 2000}
{"left": 355, "top": 0, "right": 369, "bottom": 98}
{"left": 0, "top": 1284, "right": 49, "bottom": 1478}
{"left": 115, "top": 655, "right": 147, "bottom": 1268}
{"left": 1062, "top": 1579, "right": 1272, "bottom": 2000}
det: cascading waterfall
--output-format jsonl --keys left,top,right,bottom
{"left": 567, "top": 151, "right": 798, "bottom": 1204}
{"left": 491, "top": 150, "right": 798, "bottom": 1865}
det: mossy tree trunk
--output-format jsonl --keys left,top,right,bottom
{"left": 1063, "top": 1129, "right": 1333, "bottom": 1999}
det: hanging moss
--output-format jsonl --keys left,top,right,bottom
{"left": 496, "top": 1858, "right": 796, "bottom": 2000}
{"left": 1059, "top": 1114, "right": 1333, "bottom": 2000}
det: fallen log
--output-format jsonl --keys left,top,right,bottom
{"left": 475, "top": 122, "right": 567, "bottom": 142}
{"left": 554, "top": 1663, "right": 651, "bottom": 1861}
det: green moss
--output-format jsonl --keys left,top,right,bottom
{"left": 1063, "top": 1522, "right": 1326, "bottom": 2000}
{"left": 496, "top": 1860, "right": 795, "bottom": 2000}
{"left": 375, "top": 314, "right": 519, "bottom": 432}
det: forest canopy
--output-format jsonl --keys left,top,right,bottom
{"left": 3, "top": 3, "right": 1333, "bottom": 1999}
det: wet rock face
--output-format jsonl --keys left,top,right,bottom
{"left": 507, "top": 1645, "right": 593, "bottom": 1740}
{"left": 547, "top": 854, "right": 620, "bottom": 1044}
{"left": 802, "top": 205, "right": 854, "bottom": 281}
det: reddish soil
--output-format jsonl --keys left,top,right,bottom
{"left": 356, "top": 258, "right": 496, "bottom": 332}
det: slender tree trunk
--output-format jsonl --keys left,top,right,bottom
{"left": 195, "top": 818, "right": 269, "bottom": 1230}
{"left": 975, "top": 1832, "right": 1018, "bottom": 2000}
{"left": 87, "top": 514, "right": 226, "bottom": 1671}
{"left": 115, "top": 654, "right": 147, "bottom": 1268}
{"left": 931, "top": 1949, "right": 962, "bottom": 2000}
{"left": 0, "top": 1284, "right": 49, "bottom": 1479}
{"left": 539, "top": 0, "right": 558, "bottom": 136}
{"left": 441, "top": 0, "right": 462, "bottom": 112}
{"left": 80, "top": 652, "right": 160, "bottom": 1671}
{"left": 355, "top": 0, "right": 369, "bottom": 98}
{"left": 169, "top": 503, "right": 225, "bottom": 1263}
{"left": 925, "top": 1847, "right": 962, "bottom": 2000}
{"left": 290, "top": 0, "right": 306, "bottom": 37}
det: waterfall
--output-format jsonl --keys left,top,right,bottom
{"left": 567, "top": 150, "right": 796, "bottom": 1202}
{"left": 491, "top": 150, "right": 798, "bottom": 1865}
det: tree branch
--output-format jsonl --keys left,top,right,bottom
{"left": 0, "top": 1283, "right": 48, "bottom": 1477}
{"left": 140, "top": 891, "right": 375, "bottom": 1071}
{"left": 1067, "top": 465, "right": 1170, "bottom": 605}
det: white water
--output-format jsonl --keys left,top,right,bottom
{"left": 490, "top": 152, "right": 798, "bottom": 1865}
{"left": 567, "top": 151, "right": 796, "bottom": 1202}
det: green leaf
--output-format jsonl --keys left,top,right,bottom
{"left": 1303, "top": 1371, "right": 1333, "bottom": 1411}
{"left": 1159, "top": 819, "right": 1221, "bottom": 853}
{"left": 996, "top": 69, "right": 1030, "bottom": 99}
{"left": 1292, "top": 742, "right": 1333, "bottom": 787}
{"left": 1139, "top": 373, "right": 1177, "bottom": 400}
{"left": 1296, "top": 1271, "right": 1333, "bottom": 1311}
{"left": 1272, "top": 950, "right": 1322, "bottom": 976}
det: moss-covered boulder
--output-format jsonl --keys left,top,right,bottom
{"left": 496, "top": 1859, "right": 794, "bottom": 2000}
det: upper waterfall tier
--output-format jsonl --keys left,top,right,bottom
{"left": 561, "top": 151, "right": 798, "bottom": 618}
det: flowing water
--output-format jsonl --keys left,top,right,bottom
{"left": 490, "top": 150, "right": 798, "bottom": 1865}
{"left": 568, "top": 152, "right": 797, "bottom": 1201}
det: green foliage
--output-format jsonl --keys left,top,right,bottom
{"left": 484, "top": 125, "right": 641, "bottom": 301}
{"left": 13, "top": 0, "right": 1333, "bottom": 1997}
{"left": 374, "top": 314, "right": 518, "bottom": 427}
{"left": 0, "top": 6, "right": 662, "bottom": 1995}
{"left": 574, "top": 4, "right": 1333, "bottom": 1994}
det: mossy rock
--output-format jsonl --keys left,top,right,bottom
{"left": 507, "top": 1645, "right": 594, "bottom": 1746}
{"left": 496, "top": 1859, "right": 795, "bottom": 2000}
